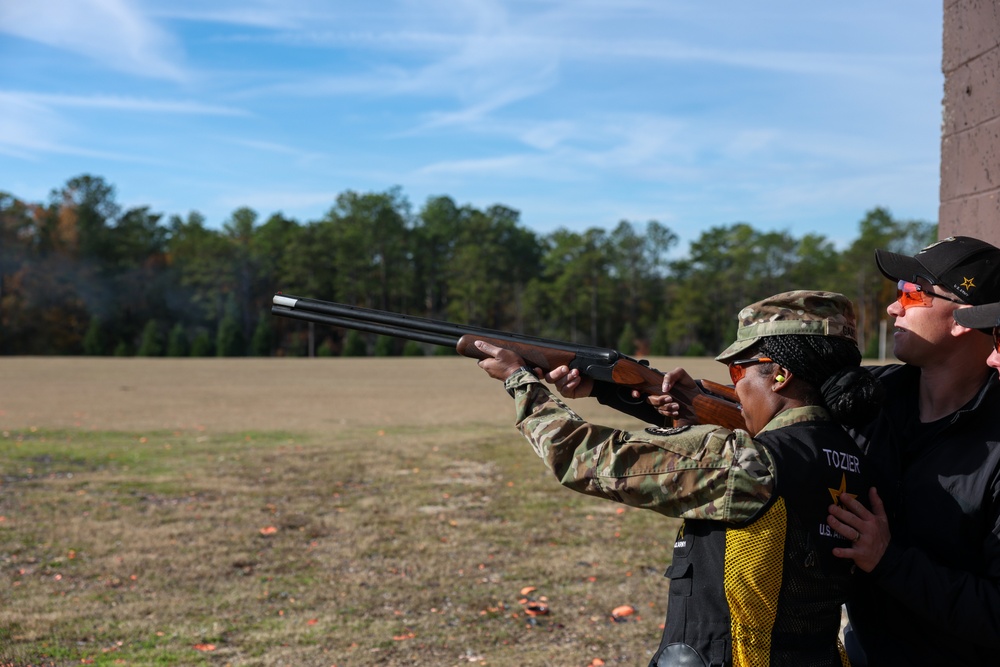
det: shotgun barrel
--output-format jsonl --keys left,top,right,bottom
{"left": 271, "top": 293, "right": 744, "bottom": 430}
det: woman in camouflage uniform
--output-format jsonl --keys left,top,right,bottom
{"left": 475, "top": 290, "right": 883, "bottom": 667}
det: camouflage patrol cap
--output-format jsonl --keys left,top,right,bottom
{"left": 715, "top": 290, "right": 859, "bottom": 363}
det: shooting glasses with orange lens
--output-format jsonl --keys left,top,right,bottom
{"left": 896, "top": 280, "right": 964, "bottom": 310}
{"left": 728, "top": 357, "right": 773, "bottom": 385}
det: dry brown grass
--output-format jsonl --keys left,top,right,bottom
{"left": 0, "top": 357, "right": 731, "bottom": 667}
{"left": 0, "top": 357, "right": 730, "bottom": 434}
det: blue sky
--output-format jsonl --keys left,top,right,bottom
{"left": 0, "top": 1, "right": 943, "bottom": 252}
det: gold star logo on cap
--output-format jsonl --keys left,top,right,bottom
{"left": 828, "top": 473, "right": 856, "bottom": 506}
{"left": 962, "top": 277, "right": 976, "bottom": 290}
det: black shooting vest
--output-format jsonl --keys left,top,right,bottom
{"left": 649, "top": 420, "right": 869, "bottom": 667}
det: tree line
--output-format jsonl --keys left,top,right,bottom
{"left": 0, "top": 174, "right": 936, "bottom": 359}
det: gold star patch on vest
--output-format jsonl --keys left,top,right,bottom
{"left": 828, "top": 473, "right": 856, "bottom": 506}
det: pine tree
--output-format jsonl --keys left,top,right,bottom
{"left": 649, "top": 316, "right": 670, "bottom": 355}
{"left": 616, "top": 322, "right": 637, "bottom": 356}
{"left": 250, "top": 314, "right": 273, "bottom": 356}
{"left": 216, "top": 295, "right": 245, "bottom": 356}
{"left": 136, "top": 320, "right": 163, "bottom": 356}
{"left": 341, "top": 330, "right": 366, "bottom": 356}
{"left": 191, "top": 331, "right": 214, "bottom": 357}
{"left": 373, "top": 335, "right": 394, "bottom": 357}
{"left": 167, "top": 323, "right": 190, "bottom": 357}
{"left": 402, "top": 341, "right": 425, "bottom": 356}
{"left": 82, "top": 316, "right": 105, "bottom": 355}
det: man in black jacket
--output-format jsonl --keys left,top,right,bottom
{"left": 826, "top": 236, "right": 1000, "bottom": 666}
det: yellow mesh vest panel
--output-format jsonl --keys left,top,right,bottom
{"left": 725, "top": 497, "right": 787, "bottom": 667}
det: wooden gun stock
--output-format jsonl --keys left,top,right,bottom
{"left": 457, "top": 334, "right": 745, "bottom": 432}
{"left": 693, "top": 379, "right": 741, "bottom": 431}
{"left": 699, "top": 379, "right": 739, "bottom": 404}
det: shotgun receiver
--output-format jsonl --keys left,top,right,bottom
{"left": 271, "top": 293, "right": 744, "bottom": 431}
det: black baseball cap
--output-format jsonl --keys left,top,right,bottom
{"left": 954, "top": 301, "right": 1000, "bottom": 331}
{"left": 875, "top": 236, "right": 1000, "bottom": 306}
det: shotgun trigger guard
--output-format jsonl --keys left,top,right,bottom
{"left": 568, "top": 353, "right": 649, "bottom": 405}
{"left": 567, "top": 350, "right": 619, "bottom": 384}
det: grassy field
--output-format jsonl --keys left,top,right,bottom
{"left": 0, "top": 357, "right": 730, "bottom": 667}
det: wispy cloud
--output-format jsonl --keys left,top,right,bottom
{"left": 0, "top": 0, "right": 187, "bottom": 81}
{"left": 223, "top": 138, "right": 326, "bottom": 165}
{"left": 212, "top": 0, "right": 929, "bottom": 152}
{"left": 0, "top": 91, "right": 247, "bottom": 116}
{"left": 417, "top": 153, "right": 554, "bottom": 178}
{"left": 0, "top": 119, "right": 164, "bottom": 164}
{"left": 149, "top": 2, "right": 308, "bottom": 30}
{"left": 0, "top": 0, "right": 943, "bottom": 243}
{"left": 0, "top": 90, "right": 243, "bottom": 164}
{"left": 215, "top": 188, "right": 343, "bottom": 215}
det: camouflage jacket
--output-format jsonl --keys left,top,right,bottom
{"left": 504, "top": 369, "right": 832, "bottom": 522}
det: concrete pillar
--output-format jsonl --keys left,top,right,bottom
{"left": 940, "top": 0, "right": 1000, "bottom": 244}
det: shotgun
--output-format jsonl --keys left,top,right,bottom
{"left": 271, "top": 293, "right": 745, "bottom": 431}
